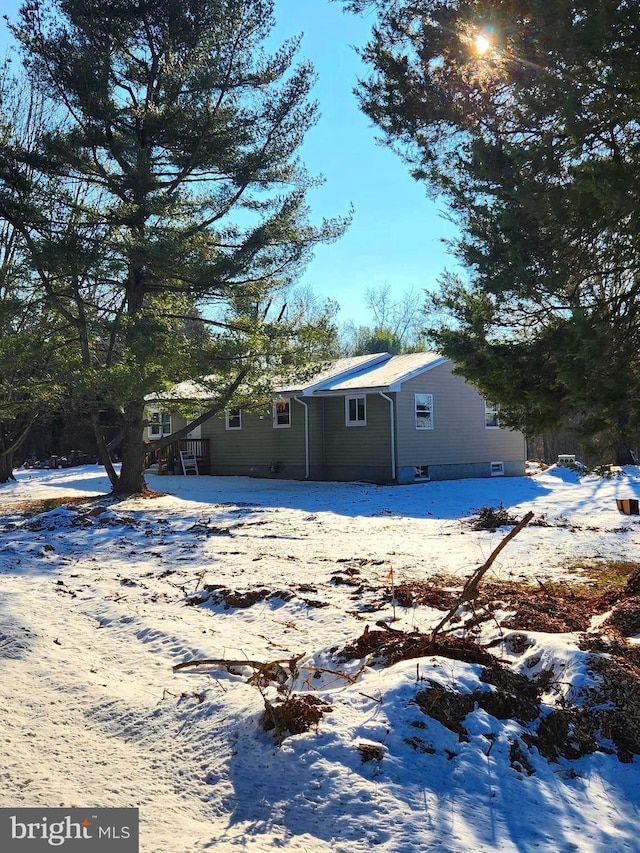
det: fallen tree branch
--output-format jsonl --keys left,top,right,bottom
{"left": 300, "top": 660, "right": 367, "bottom": 688}
{"left": 430, "top": 511, "right": 534, "bottom": 642}
{"left": 173, "top": 653, "right": 304, "bottom": 686}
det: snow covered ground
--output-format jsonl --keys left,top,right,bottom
{"left": 1, "top": 464, "right": 640, "bottom": 852}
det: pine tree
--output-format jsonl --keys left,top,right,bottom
{"left": 344, "top": 0, "right": 640, "bottom": 452}
{"left": 2, "top": 0, "right": 345, "bottom": 493}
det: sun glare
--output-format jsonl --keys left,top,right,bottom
{"left": 474, "top": 33, "right": 492, "bottom": 55}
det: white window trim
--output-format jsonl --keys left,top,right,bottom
{"left": 485, "top": 400, "right": 500, "bottom": 429}
{"left": 345, "top": 395, "right": 367, "bottom": 427}
{"left": 148, "top": 409, "right": 172, "bottom": 438}
{"left": 414, "top": 465, "right": 430, "bottom": 481}
{"left": 225, "top": 408, "right": 242, "bottom": 431}
{"left": 273, "top": 398, "right": 291, "bottom": 429}
{"left": 491, "top": 461, "right": 505, "bottom": 477}
{"left": 415, "top": 393, "right": 434, "bottom": 430}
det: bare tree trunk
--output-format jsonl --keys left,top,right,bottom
{"left": 112, "top": 400, "right": 147, "bottom": 495}
{"left": 0, "top": 415, "right": 36, "bottom": 483}
{"left": 0, "top": 425, "right": 15, "bottom": 482}
{"left": 89, "top": 410, "right": 119, "bottom": 488}
{"left": 0, "top": 451, "right": 15, "bottom": 483}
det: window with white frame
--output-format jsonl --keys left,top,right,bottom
{"left": 225, "top": 407, "right": 242, "bottom": 430}
{"left": 273, "top": 397, "right": 291, "bottom": 428}
{"left": 491, "top": 461, "right": 505, "bottom": 477}
{"left": 415, "top": 393, "right": 433, "bottom": 429}
{"left": 485, "top": 400, "right": 500, "bottom": 428}
{"left": 414, "top": 465, "right": 430, "bottom": 480}
{"left": 148, "top": 410, "right": 171, "bottom": 437}
{"left": 345, "top": 395, "right": 366, "bottom": 426}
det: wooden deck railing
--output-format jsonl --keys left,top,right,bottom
{"left": 145, "top": 438, "right": 210, "bottom": 473}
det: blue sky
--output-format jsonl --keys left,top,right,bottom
{"left": 0, "top": 0, "right": 461, "bottom": 326}
{"left": 272, "top": 0, "right": 461, "bottom": 324}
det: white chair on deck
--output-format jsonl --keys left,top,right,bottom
{"left": 179, "top": 451, "right": 199, "bottom": 476}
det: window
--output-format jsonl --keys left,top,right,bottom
{"left": 485, "top": 401, "right": 500, "bottom": 428}
{"left": 491, "top": 461, "right": 505, "bottom": 477}
{"left": 414, "top": 465, "right": 430, "bottom": 480}
{"left": 149, "top": 410, "right": 171, "bottom": 437}
{"left": 415, "top": 394, "right": 433, "bottom": 430}
{"left": 273, "top": 397, "right": 291, "bottom": 428}
{"left": 345, "top": 395, "right": 366, "bottom": 426}
{"left": 225, "top": 408, "right": 242, "bottom": 430}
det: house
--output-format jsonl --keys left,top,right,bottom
{"left": 145, "top": 352, "right": 526, "bottom": 483}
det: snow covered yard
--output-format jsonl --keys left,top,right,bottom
{"left": 1, "top": 465, "right": 640, "bottom": 852}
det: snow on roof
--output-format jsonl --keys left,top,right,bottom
{"left": 275, "top": 353, "right": 388, "bottom": 394}
{"left": 145, "top": 377, "right": 218, "bottom": 403}
{"left": 146, "top": 352, "right": 448, "bottom": 404}
{"left": 308, "top": 351, "right": 447, "bottom": 393}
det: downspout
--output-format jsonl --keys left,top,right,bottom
{"left": 378, "top": 392, "right": 396, "bottom": 483}
{"left": 294, "top": 396, "right": 310, "bottom": 479}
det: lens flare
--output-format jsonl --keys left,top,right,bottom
{"left": 475, "top": 33, "right": 492, "bottom": 55}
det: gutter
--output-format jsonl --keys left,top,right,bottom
{"left": 378, "top": 391, "right": 396, "bottom": 482}
{"left": 293, "top": 396, "right": 310, "bottom": 479}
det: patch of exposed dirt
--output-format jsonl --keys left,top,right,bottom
{"left": 412, "top": 666, "right": 545, "bottom": 744}
{"left": 334, "top": 572, "right": 640, "bottom": 764}
{"left": 624, "top": 566, "right": 640, "bottom": 595}
{"left": 134, "top": 487, "right": 167, "bottom": 499}
{"left": 578, "top": 632, "right": 640, "bottom": 668}
{"left": 357, "top": 743, "right": 385, "bottom": 762}
{"left": 578, "top": 561, "right": 640, "bottom": 594}
{"left": 479, "top": 663, "right": 542, "bottom": 723}
{"left": 584, "top": 655, "right": 640, "bottom": 762}
{"left": 185, "top": 584, "right": 332, "bottom": 611}
{"left": 509, "top": 739, "right": 535, "bottom": 775}
{"left": 404, "top": 735, "right": 436, "bottom": 755}
{"left": 330, "top": 569, "right": 363, "bottom": 587}
{"left": 413, "top": 682, "right": 474, "bottom": 739}
{"left": 336, "top": 625, "right": 495, "bottom": 668}
{"left": 392, "top": 582, "right": 457, "bottom": 610}
{"left": 473, "top": 575, "right": 640, "bottom": 639}
{"left": 5, "top": 495, "right": 111, "bottom": 515}
{"left": 262, "top": 694, "right": 332, "bottom": 741}
{"left": 188, "top": 585, "right": 294, "bottom": 609}
{"left": 410, "top": 660, "right": 639, "bottom": 765}
{"left": 525, "top": 707, "right": 598, "bottom": 761}
{"left": 479, "top": 582, "right": 595, "bottom": 633}
{"left": 502, "top": 598, "right": 590, "bottom": 633}
{"left": 600, "top": 596, "right": 640, "bottom": 636}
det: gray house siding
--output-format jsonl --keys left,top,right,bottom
{"left": 200, "top": 404, "right": 307, "bottom": 479}
{"left": 168, "top": 413, "right": 189, "bottom": 434}
{"left": 151, "top": 355, "right": 527, "bottom": 484}
{"left": 395, "top": 363, "right": 526, "bottom": 483}
{"left": 321, "top": 393, "right": 393, "bottom": 482}
{"left": 304, "top": 398, "right": 325, "bottom": 477}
